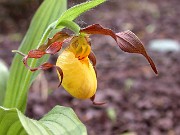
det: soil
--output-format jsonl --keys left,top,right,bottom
{"left": 0, "top": 0, "right": 180, "bottom": 135}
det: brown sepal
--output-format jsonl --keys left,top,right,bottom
{"left": 116, "top": 31, "right": 158, "bottom": 74}
{"left": 80, "top": 24, "right": 117, "bottom": 41}
{"left": 80, "top": 24, "right": 158, "bottom": 74}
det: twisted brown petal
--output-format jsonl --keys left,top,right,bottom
{"left": 88, "top": 51, "right": 96, "bottom": 67}
{"left": 55, "top": 66, "right": 63, "bottom": 87}
{"left": 39, "top": 63, "right": 54, "bottom": 70}
{"left": 38, "top": 32, "right": 70, "bottom": 51}
{"left": 23, "top": 41, "right": 63, "bottom": 71}
{"left": 45, "top": 42, "right": 63, "bottom": 54}
{"left": 22, "top": 58, "right": 63, "bottom": 87}
{"left": 19, "top": 32, "right": 69, "bottom": 87}
{"left": 23, "top": 58, "right": 54, "bottom": 71}
{"left": 88, "top": 51, "right": 97, "bottom": 77}
{"left": 27, "top": 50, "right": 46, "bottom": 58}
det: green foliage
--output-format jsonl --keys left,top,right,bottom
{"left": 3, "top": 0, "right": 67, "bottom": 112}
{"left": 56, "top": 0, "right": 106, "bottom": 26}
{"left": 0, "top": 106, "right": 87, "bottom": 135}
{"left": 40, "top": 0, "right": 107, "bottom": 44}
{"left": 0, "top": 60, "right": 9, "bottom": 105}
{"left": 56, "top": 0, "right": 106, "bottom": 33}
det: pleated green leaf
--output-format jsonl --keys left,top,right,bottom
{"left": 0, "top": 106, "right": 87, "bottom": 135}
{"left": 3, "top": 0, "right": 67, "bottom": 112}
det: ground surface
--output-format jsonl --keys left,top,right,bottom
{"left": 0, "top": 0, "right": 180, "bottom": 135}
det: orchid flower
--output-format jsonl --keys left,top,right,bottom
{"left": 16, "top": 24, "right": 158, "bottom": 105}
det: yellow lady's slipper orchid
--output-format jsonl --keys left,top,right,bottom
{"left": 18, "top": 24, "right": 158, "bottom": 105}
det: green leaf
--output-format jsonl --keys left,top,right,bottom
{"left": 0, "top": 60, "right": 9, "bottom": 105}
{"left": 0, "top": 106, "right": 87, "bottom": 135}
{"left": 52, "top": 0, "right": 106, "bottom": 33}
{"left": 57, "top": 0, "right": 106, "bottom": 23}
{"left": 3, "top": 0, "right": 67, "bottom": 112}
{"left": 38, "top": 0, "right": 107, "bottom": 48}
{"left": 40, "top": 0, "right": 106, "bottom": 36}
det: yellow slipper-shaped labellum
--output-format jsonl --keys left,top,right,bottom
{"left": 56, "top": 36, "right": 97, "bottom": 99}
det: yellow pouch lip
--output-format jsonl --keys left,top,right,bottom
{"left": 56, "top": 50, "right": 97, "bottom": 99}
